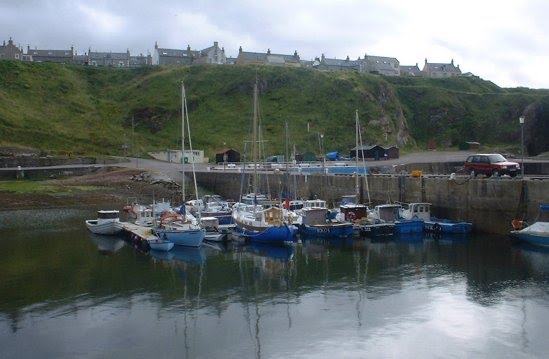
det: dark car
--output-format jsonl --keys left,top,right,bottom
{"left": 464, "top": 153, "right": 520, "bottom": 177}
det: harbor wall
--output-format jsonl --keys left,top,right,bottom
{"left": 195, "top": 171, "right": 549, "bottom": 235}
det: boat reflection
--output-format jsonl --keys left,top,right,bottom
{"left": 240, "top": 242, "right": 294, "bottom": 262}
{"left": 88, "top": 233, "right": 125, "bottom": 255}
{"left": 150, "top": 246, "right": 207, "bottom": 265}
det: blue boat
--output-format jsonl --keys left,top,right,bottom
{"left": 148, "top": 239, "right": 175, "bottom": 252}
{"left": 511, "top": 204, "right": 549, "bottom": 247}
{"left": 232, "top": 202, "right": 298, "bottom": 243}
{"left": 399, "top": 202, "right": 472, "bottom": 234}
{"left": 231, "top": 81, "right": 297, "bottom": 244}
{"left": 367, "top": 203, "right": 425, "bottom": 235}
{"left": 155, "top": 226, "right": 205, "bottom": 247}
{"left": 298, "top": 199, "right": 354, "bottom": 238}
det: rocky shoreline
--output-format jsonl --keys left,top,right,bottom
{"left": 0, "top": 167, "right": 181, "bottom": 210}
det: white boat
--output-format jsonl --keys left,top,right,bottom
{"left": 85, "top": 210, "right": 123, "bottom": 235}
{"left": 201, "top": 216, "right": 227, "bottom": 242}
{"left": 187, "top": 195, "right": 233, "bottom": 225}
{"left": 511, "top": 204, "right": 549, "bottom": 247}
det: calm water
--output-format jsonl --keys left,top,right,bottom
{"left": 1, "top": 207, "right": 549, "bottom": 359}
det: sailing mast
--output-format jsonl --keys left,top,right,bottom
{"left": 181, "top": 81, "right": 186, "bottom": 204}
{"left": 181, "top": 81, "right": 200, "bottom": 206}
{"left": 252, "top": 80, "right": 259, "bottom": 196}
{"left": 355, "top": 110, "right": 360, "bottom": 204}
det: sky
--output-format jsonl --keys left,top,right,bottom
{"left": 1, "top": 0, "right": 548, "bottom": 89}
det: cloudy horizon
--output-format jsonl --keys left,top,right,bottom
{"left": 2, "top": 0, "right": 548, "bottom": 89}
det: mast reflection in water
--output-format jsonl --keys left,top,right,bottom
{"left": 1, "top": 208, "right": 549, "bottom": 358}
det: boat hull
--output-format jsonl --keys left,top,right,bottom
{"left": 394, "top": 219, "right": 424, "bottom": 234}
{"left": 511, "top": 231, "right": 549, "bottom": 247}
{"left": 359, "top": 222, "right": 395, "bottom": 238}
{"left": 233, "top": 221, "right": 297, "bottom": 243}
{"left": 425, "top": 219, "right": 472, "bottom": 234}
{"left": 155, "top": 229, "right": 205, "bottom": 247}
{"left": 299, "top": 223, "right": 354, "bottom": 238}
{"left": 149, "top": 240, "right": 175, "bottom": 252}
{"left": 85, "top": 220, "right": 123, "bottom": 235}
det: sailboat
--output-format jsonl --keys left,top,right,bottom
{"left": 337, "top": 111, "right": 369, "bottom": 222}
{"left": 153, "top": 82, "right": 206, "bottom": 247}
{"left": 231, "top": 80, "right": 298, "bottom": 243}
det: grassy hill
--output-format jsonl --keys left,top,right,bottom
{"left": 1, "top": 61, "right": 548, "bottom": 160}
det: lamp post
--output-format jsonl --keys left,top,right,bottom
{"left": 319, "top": 133, "right": 325, "bottom": 173}
{"left": 519, "top": 116, "right": 525, "bottom": 178}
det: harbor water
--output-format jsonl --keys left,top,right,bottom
{"left": 1, "top": 207, "right": 549, "bottom": 358}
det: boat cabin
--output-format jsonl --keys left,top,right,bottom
{"left": 97, "top": 210, "right": 120, "bottom": 220}
{"left": 369, "top": 204, "right": 401, "bottom": 222}
{"left": 400, "top": 202, "right": 431, "bottom": 221}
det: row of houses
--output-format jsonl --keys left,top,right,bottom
{"left": 1, "top": 36, "right": 467, "bottom": 78}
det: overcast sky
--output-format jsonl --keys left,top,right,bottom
{"left": 2, "top": 0, "right": 548, "bottom": 89}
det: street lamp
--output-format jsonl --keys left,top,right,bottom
{"left": 319, "top": 133, "right": 325, "bottom": 173}
{"left": 519, "top": 116, "right": 525, "bottom": 178}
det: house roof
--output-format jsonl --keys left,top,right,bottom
{"left": 156, "top": 47, "right": 198, "bottom": 58}
{"left": 89, "top": 51, "right": 128, "bottom": 60}
{"left": 400, "top": 65, "right": 422, "bottom": 76}
{"left": 423, "top": 59, "right": 461, "bottom": 74}
{"left": 28, "top": 49, "right": 73, "bottom": 57}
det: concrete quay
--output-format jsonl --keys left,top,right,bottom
{"left": 195, "top": 171, "right": 549, "bottom": 235}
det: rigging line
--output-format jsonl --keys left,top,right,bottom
{"left": 357, "top": 114, "right": 371, "bottom": 206}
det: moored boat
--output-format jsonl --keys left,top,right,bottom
{"left": 399, "top": 202, "right": 472, "bottom": 234}
{"left": 298, "top": 199, "right": 354, "bottom": 238}
{"left": 231, "top": 80, "right": 297, "bottom": 244}
{"left": 510, "top": 204, "right": 549, "bottom": 247}
{"left": 148, "top": 239, "right": 175, "bottom": 252}
{"left": 85, "top": 210, "right": 123, "bottom": 235}
{"left": 368, "top": 203, "right": 424, "bottom": 234}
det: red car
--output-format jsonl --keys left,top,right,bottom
{"left": 464, "top": 153, "right": 520, "bottom": 177}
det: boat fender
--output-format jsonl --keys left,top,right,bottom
{"left": 511, "top": 219, "right": 524, "bottom": 230}
{"left": 433, "top": 223, "right": 442, "bottom": 234}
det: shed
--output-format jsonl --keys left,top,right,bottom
{"left": 215, "top": 148, "right": 240, "bottom": 163}
{"left": 386, "top": 146, "right": 399, "bottom": 159}
{"left": 350, "top": 145, "right": 385, "bottom": 160}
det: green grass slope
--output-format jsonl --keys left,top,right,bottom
{"left": 1, "top": 61, "right": 548, "bottom": 159}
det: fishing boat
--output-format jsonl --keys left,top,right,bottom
{"left": 399, "top": 202, "right": 472, "bottom": 234}
{"left": 298, "top": 199, "right": 354, "bottom": 238}
{"left": 85, "top": 210, "right": 123, "bottom": 235}
{"left": 367, "top": 203, "right": 424, "bottom": 234}
{"left": 200, "top": 216, "right": 227, "bottom": 242}
{"left": 510, "top": 204, "right": 549, "bottom": 247}
{"left": 231, "top": 80, "right": 297, "bottom": 243}
{"left": 154, "top": 82, "right": 205, "bottom": 247}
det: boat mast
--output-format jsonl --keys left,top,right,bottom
{"left": 252, "top": 80, "right": 259, "bottom": 195}
{"left": 355, "top": 110, "right": 360, "bottom": 204}
{"left": 181, "top": 81, "right": 186, "bottom": 204}
{"left": 181, "top": 81, "right": 200, "bottom": 204}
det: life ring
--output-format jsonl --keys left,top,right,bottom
{"left": 511, "top": 218, "right": 523, "bottom": 230}
{"left": 348, "top": 211, "right": 356, "bottom": 221}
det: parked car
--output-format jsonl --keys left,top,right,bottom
{"left": 464, "top": 153, "right": 520, "bottom": 177}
